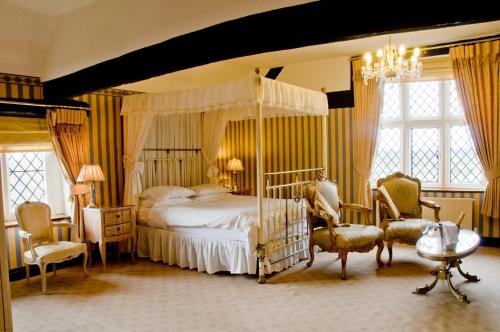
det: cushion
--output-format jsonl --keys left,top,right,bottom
{"left": 312, "top": 224, "right": 383, "bottom": 250}
{"left": 382, "top": 178, "right": 420, "bottom": 216}
{"left": 189, "top": 184, "right": 230, "bottom": 196}
{"left": 24, "top": 241, "right": 86, "bottom": 264}
{"left": 140, "top": 186, "right": 196, "bottom": 201}
{"left": 315, "top": 180, "right": 340, "bottom": 213}
{"left": 384, "top": 219, "right": 436, "bottom": 240}
{"left": 378, "top": 185, "right": 401, "bottom": 220}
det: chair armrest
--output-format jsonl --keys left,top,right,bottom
{"left": 50, "top": 221, "right": 75, "bottom": 229}
{"left": 19, "top": 230, "right": 37, "bottom": 259}
{"left": 342, "top": 203, "right": 372, "bottom": 225}
{"left": 342, "top": 203, "right": 372, "bottom": 214}
{"left": 419, "top": 199, "right": 441, "bottom": 221}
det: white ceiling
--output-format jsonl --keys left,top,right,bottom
{"left": 2, "top": 0, "right": 99, "bottom": 16}
{"left": 0, "top": 0, "right": 313, "bottom": 79}
{"left": 119, "top": 21, "right": 500, "bottom": 93}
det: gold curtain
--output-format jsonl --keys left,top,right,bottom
{"left": 47, "top": 109, "right": 90, "bottom": 241}
{"left": 450, "top": 40, "right": 500, "bottom": 219}
{"left": 352, "top": 59, "right": 382, "bottom": 208}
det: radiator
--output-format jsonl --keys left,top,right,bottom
{"left": 422, "top": 197, "right": 474, "bottom": 230}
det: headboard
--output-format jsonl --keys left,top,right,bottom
{"left": 140, "top": 113, "right": 203, "bottom": 189}
{"left": 140, "top": 148, "right": 203, "bottom": 189}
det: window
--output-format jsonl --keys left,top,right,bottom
{"left": 1, "top": 151, "right": 70, "bottom": 220}
{"left": 371, "top": 80, "right": 484, "bottom": 189}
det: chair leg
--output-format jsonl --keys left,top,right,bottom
{"left": 306, "top": 243, "right": 315, "bottom": 267}
{"left": 82, "top": 251, "right": 89, "bottom": 278}
{"left": 376, "top": 240, "right": 384, "bottom": 267}
{"left": 387, "top": 240, "right": 393, "bottom": 267}
{"left": 25, "top": 265, "right": 30, "bottom": 284}
{"left": 53, "top": 263, "right": 56, "bottom": 276}
{"left": 41, "top": 263, "right": 48, "bottom": 294}
{"left": 340, "top": 251, "right": 348, "bottom": 280}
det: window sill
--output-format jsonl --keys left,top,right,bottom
{"left": 371, "top": 188, "right": 485, "bottom": 193}
{"left": 4, "top": 214, "right": 71, "bottom": 229}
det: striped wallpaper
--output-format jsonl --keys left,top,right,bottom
{"left": 1, "top": 74, "right": 130, "bottom": 270}
{"left": 216, "top": 107, "right": 500, "bottom": 233}
{"left": 73, "top": 89, "right": 133, "bottom": 208}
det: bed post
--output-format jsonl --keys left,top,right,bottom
{"left": 255, "top": 68, "right": 266, "bottom": 284}
{"left": 321, "top": 87, "right": 328, "bottom": 178}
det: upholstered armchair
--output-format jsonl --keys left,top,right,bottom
{"left": 375, "top": 172, "right": 441, "bottom": 266}
{"left": 304, "top": 176, "right": 384, "bottom": 280}
{"left": 16, "top": 201, "right": 88, "bottom": 293}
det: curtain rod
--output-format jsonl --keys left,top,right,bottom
{"left": 143, "top": 148, "right": 201, "bottom": 152}
{"left": 0, "top": 99, "right": 91, "bottom": 111}
{"left": 350, "top": 33, "right": 500, "bottom": 60}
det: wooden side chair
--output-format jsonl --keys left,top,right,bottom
{"left": 16, "top": 201, "right": 88, "bottom": 293}
{"left": 304, "top": 176, "right": 384, "bottom": 280}
{"left": 375, "top": 172, "right": 441, "bottom": 266}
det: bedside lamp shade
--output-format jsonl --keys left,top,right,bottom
{"left": 226, "top": 158, "right": 244, "bottom": 172}
{"left": 77, "top": 164, "right": 105, "bottom": 182}
{"left": 77, "top": 164, "right": 105, "bottom": 208}
{"left": 226, "top": 158, "right": 243, "bottom": 191}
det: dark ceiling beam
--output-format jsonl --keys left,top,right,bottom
{"left": 265, "top": 67, "right": 284, "bottom": 79}
{"left": 43, "top": 2, "right": 500, "bottom": 99}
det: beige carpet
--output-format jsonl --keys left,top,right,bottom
{"left": 10, "top": 245, "right": 500, "bottom": 332}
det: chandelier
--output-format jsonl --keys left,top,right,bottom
{"left": 361, "top": 37, "right": 423, "bottom": 85}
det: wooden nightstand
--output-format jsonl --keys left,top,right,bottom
{"left": 83, "top": 206, "right": 136, "bottom": 271}
{"left": 231, "top": 188, "right": 252, "bottom": 195}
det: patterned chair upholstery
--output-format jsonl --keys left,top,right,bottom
{"left": 16, "top": 201, "right": 88, "bottom": 293}
{"left": 375, "top": 172, "right": 441, "bottom": 266}
{"left": 304, "top": 176, "right": 384, "bottom": 280}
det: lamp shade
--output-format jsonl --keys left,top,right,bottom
{"left": 226, "top": 158, "right": 244, "bottom": 172}
{"left": 77, "top": 164, "right": 105, "bottom": 182}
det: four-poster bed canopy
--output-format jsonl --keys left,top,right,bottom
{"left": 121, "top": 71, "right": 329, "bottom": 283}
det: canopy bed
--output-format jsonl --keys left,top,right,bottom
{"left": 121, "top": 70, "right": 329, "bottom": 283}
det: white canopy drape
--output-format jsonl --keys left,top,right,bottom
{"left": 121, "top": 75, "right": 328, "bottom": 206}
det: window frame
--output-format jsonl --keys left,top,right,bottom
{"left": 1, "top": 151, "right": 70, "bottom": 221}
{"left": 373, "top": 80, "right": 485, "bottom": 191}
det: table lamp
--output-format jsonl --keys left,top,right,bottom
{"left": 77, "top": 164, "right": 105, "bottom": 208}
{"left": 226, "top": 158, "right": 244, "bottom": 191}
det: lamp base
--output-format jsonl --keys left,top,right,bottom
{"left": 86, "top": 201, "right": 98, "bottom": 208}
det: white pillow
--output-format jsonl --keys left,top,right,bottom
{"left": 191, "top": 192, "right": 232, "bottom": 203}
{"left": 140, "top": 186, "right": 196, "bottom": 201}
{"left": 189, "top": 184, "right": 230, "bottom": 196}
{"left": 140, "top": 196, "right": 193, "bottom": 208}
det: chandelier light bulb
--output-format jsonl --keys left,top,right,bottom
{"left": 361, "top": 37, "right": 423, "bottom": 85}
{"left": 364, "top": 52, "right": 372, "bottom": 64}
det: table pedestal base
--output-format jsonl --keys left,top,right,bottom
{"left": 413, "top": 259, "right": 480, "bottom": 303}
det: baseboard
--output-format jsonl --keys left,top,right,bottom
{"left": 480, "top": 237, "right": 500, "bottom": 248}
{"left": 9, "top": 256, "right": 83, "bottom": 282}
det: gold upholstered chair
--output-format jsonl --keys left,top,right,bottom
{"left": 16, "top": 201, "right": 88, "bottom": 293}
{"left": 304, "top": 176, "right": 384, "bottom": 280}
{"left": 375, "top": 172, "right": 441, "bottom": 266}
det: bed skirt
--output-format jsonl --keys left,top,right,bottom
{"left": 137, "top": 225, "right": 307, "bottom": 276}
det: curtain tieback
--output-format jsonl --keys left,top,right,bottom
{"left": 353, "top": 165, "right": 371, "bottom": 179}
{"left": 206, "top": 165, "right": 219, "bottom": 178}
{"left": 131, "top": 161, "right": 145, "bottom": 175}
{"left": 485, "top": 168, "right": 500, "bottom": 181}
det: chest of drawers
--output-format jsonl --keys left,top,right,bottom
{"left": 83, "top": 206, "right": 136, "bottom": 271}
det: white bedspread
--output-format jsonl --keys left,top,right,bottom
{"left": 147, "top": 194, "right": 305, "bottom": 232}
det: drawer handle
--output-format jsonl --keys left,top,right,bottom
{"left": 117, "top": 227, "right": 121, "bottom": 231}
